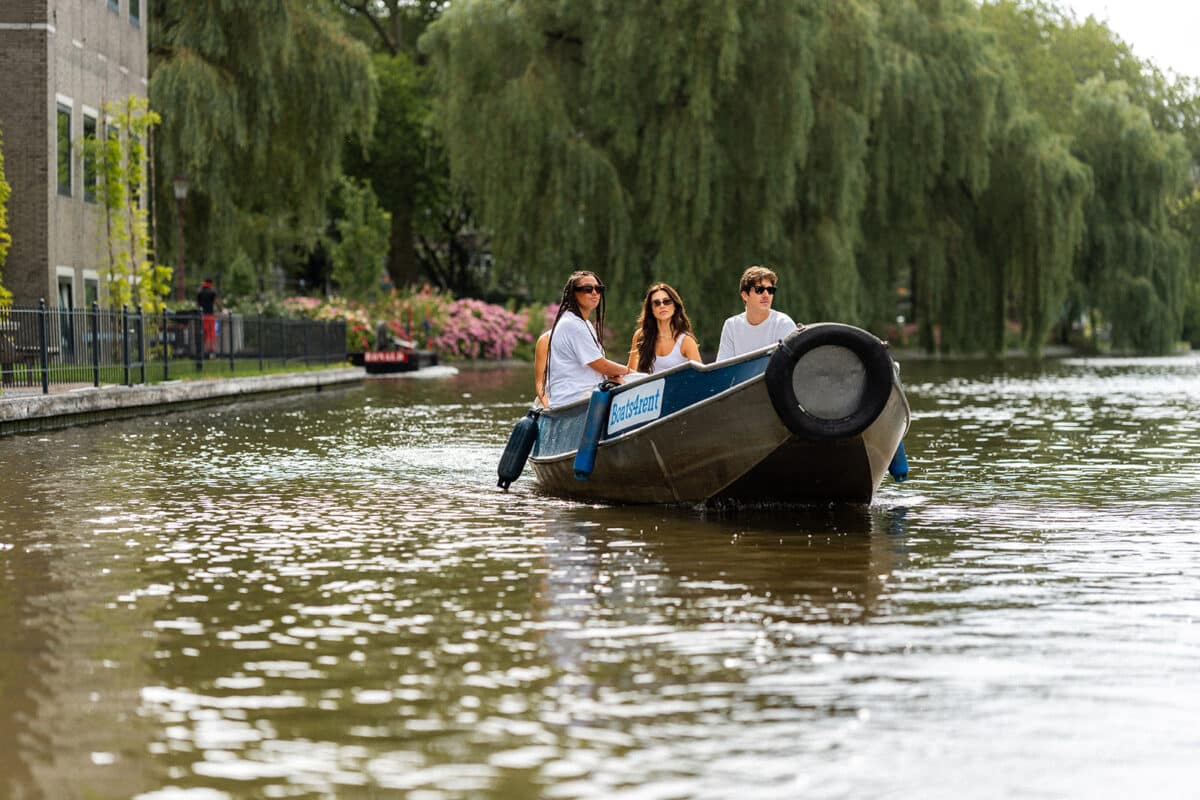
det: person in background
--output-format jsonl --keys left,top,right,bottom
{"left": 544, "top": 271, "right": 633, "bottom": 407}
{"left": 197, "top": 278, "right": 220, "bottom": 355}
{"left": 533, "top": 330, "right": 550, "bottom": 408}
{"left": 715, "top": 265, "right": 796, "bottom": 361}
{"left": 627, "top": 282, "right": 702, "bottom": 374}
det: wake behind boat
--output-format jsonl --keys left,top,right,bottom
{"left": 498, "top": 323, "right": 911, "bottom": 505}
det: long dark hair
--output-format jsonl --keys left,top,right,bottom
{"left": 543, "top": 270, "right": 606, "bottom": 392}
{"left": 633, "top": 282, "right": 695, "bottom": 373}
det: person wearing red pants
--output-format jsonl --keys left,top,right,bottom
{"left": 197, "top": 278, "right": 220, "bottom": 355}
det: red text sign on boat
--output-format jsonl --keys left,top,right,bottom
{"left": 364, "top": 351, "right": 409, "bottom": 363}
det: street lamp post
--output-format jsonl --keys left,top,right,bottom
{"left": 173, "top": 175, "right": 189, "bottom": 303}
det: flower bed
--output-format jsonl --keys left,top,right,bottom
{"left": 283, "top": 288, "right": 536, "bottom": 361}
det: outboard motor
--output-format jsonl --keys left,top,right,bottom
{"left": 497, "top": 409, "right": 540, "bottom": 489}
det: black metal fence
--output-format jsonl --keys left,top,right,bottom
{"left": 0, "top": 300, "right": 347, "bottom": 394}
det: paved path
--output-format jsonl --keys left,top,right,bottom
{"left": 0, "top": 368, "right": 366, "bottom": 436}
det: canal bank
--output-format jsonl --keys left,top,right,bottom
{"left": 0, "top": 367, "right": 366, "bottom": 437}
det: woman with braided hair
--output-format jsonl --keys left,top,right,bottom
{"left": 543, "top": 270, "right": 633, "bottom": 408}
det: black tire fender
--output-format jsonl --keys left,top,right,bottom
{"left": 764, "top": 323, "right": 894, "bottom": 440}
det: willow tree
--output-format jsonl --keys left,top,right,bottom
{"left": 977, "top": 113, "right": 1091, "bottom": 352}
{"left": 149, "top": 0, "right": 376, "bottom": 295}
{"left": 1071, "top": 77, "right": 1190, "bottom": 353}
{"left": 783, "top": 0, "right": 881, "bottom": 326}
{"left": 983, "top": 0, "right": 1200, "bottom": 352}
{"left": 421, "top": 0, "right": 823, "bottom": 340}
{"left": 856, "top": 0, "right": 1014, "bottom": 352}
{"left": 1175, "top": 189, "right": 1200, "bottom": 344}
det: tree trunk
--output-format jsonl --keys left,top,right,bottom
{"left": 387, "top": 203, "right": 420, "bottom": 289}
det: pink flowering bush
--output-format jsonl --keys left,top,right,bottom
{"left": 282, "top": 286, "right": 536, "bottom": 361}
{"left": 429, "top": 297, "right": 533, "bottom": 360}
{"left": 542, "top": 302, "right": 559, "bottom": 333}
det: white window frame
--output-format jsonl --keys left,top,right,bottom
{"left": 56, "top": 267, "right": 76, "bottom": 309}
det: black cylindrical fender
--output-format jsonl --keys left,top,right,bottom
{"left": 764, "top": 323, "right": 894, "bottom": 440}
{"left": 497, "top": 410, "right": 540, "bottom": 489}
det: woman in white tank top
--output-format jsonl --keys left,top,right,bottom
{"left": 626, "top": 283, "right": 703, "bottom": 374}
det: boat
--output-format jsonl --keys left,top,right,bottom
{"left": 497, "top": 322, "right": 911, "bottom": 505}
{"left": 349, "top": 336, "right": 439, "bottom": 374}
{"left": 361, "top": 347, "right": 439, "bottom": 374}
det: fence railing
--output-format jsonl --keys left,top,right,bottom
{"left": 0, "top": 300, "right": 347, "bottom": 395}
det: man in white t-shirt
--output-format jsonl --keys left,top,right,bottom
{"left": 715, "top": 265, "right": 797, "bottom": 361}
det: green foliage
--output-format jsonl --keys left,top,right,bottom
{"left": 1175, "top": 191, "right": 1200, "bottom": 345}
{"left": 785, "top": 0, "right": 881, "bottom": 326}
{"left": 343, "top": 51, "right": 437, "bottom": 288}
{"left": 422, "top": 0, "right": 822, "bottom": 341}
{"left": 329, "top": 177, "right": 392, "bottom": 299}
{"left": 223, "top": 251, "right": 258, "bottom": 302}
{"left": 982, "top": 0, "right": 1199, "bottom": 353}
{"left": 421, "top": 0, "right": 1105, "bottom": 353}
{"left": 86, "top": 96, "right": 171, "bottom": 311}
{"left": 142, "top": 0, "right": 1198, "bottom": 354}
{"left": 150, "top": 0, "right": 377, "bottom": 295}
{"left": 980, "top": 112, "right": 1091, "bottom": 352}
{"left": 0, "top": 125, "right": 11, "bottom": 308}
{"left": 1071, "top": 77, "right": 1190, "bottom": 353}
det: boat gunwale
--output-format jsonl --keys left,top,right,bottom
{"left": 529, "top": 367, "right": 772, "bottom": 465}
{"left": 537, "top": 341, "right": 781, "bottom": 417}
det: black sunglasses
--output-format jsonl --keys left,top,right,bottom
{"left": 651, "top": 297, "right": 674, "bottom": 308}
{"left": 575, "top": 284, "right": 605, "bottom": 295}
{"left": 751, "top": 285, "right": 777, "bottom": 295}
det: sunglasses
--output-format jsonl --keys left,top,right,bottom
{"left": 651, "top": 297, "right": 675, "bottom": 308}
{"left": 750, "top": 285, "right": 777, "bottom": 295}
{"left": 575, "top": 284, "right": 605, "bottom": 295}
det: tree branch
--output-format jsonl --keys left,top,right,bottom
{"left": 337, "top": 0, "right": 398, "bottom": 56}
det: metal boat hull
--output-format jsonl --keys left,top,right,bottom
{"left": 527, "top": 333, "right": 910, "bottom": 505}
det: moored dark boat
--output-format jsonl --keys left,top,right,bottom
{"left": 499, "top": 323, "right": 911, "bottom": 505}
{"left": 362, "top": 348, "right": 439, "bottom": 373}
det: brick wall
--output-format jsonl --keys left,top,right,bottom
{"left": 0, "top": 0, "right": 147, "bottom": 307}
{"left": 0, "top": 24, "right": 51, "bottom": 306}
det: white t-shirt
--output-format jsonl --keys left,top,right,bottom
{"left": 546, "top": 311, "right": 606, "bottom": 407}
{"left": 715, "top": 310, "right": 796, "bottom": 361}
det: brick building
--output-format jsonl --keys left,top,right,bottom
{"left": 0, "top": 0, "right": 147, "bottom": 309}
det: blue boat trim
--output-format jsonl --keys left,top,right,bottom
{"left": 533, "top": 347, "right": 774, "bottom": 460}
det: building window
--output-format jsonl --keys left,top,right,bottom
{"left": 130, "top": 0, "right": 140, "bottom": 28}
{"left": 84, "top": 274, "right": 100, "bottom": 308}
{"left": 83, "top": 112, "right": 98, "bottom": 203}
{"left": 108, "top": 0, "right": 119, "bottom": 13}
{"left": 57, "top": 102, "right": 72, "bottom": 197}
{"left": 57, "top": 270, "right": 77, "bottom": 356}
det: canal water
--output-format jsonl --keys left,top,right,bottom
{"left": 1, "top": 356, "right": 1199, "bottom": 799}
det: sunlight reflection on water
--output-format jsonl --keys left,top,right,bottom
{"left": 2, "top": 357, "right": 1200, "bottom": 798}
